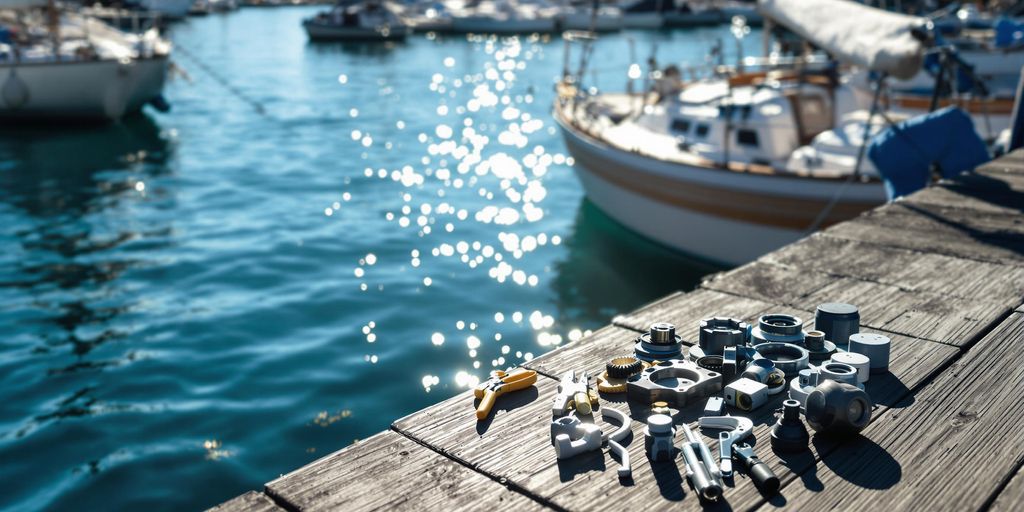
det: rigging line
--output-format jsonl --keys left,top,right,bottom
{"left": 804, "top": 75, "right": 887, "bottom": 235}
{"left": 172, "top": 43, "right": 269, "bottom": 117}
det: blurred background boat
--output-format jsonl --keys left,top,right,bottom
{"left": 0, "top": 0, "right": 171, "bottom": 121}
{"left": 304, "top": 0, "right": 410, "bottom": 40}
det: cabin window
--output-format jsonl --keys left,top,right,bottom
{"left": 695, "top": 124, "right": 709, "bottom": 137}
{"left": 736, "top": 129, "right": 759, "bottom": 147}
{"left": 671, "top": 119, "right": 690, "bottom": 133}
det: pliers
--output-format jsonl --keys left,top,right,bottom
{"left": 473, "top": 369, "right": 538, "bottom": 420}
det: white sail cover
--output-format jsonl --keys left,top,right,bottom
{"left": 758, "top": 0, "right": 926, "bottom": 79}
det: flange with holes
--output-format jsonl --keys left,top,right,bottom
{"left": 627, "top": 359, "right": 722, "bottom": 408}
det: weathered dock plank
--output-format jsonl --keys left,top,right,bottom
{"left": 759, "top": 312, "right": 1024, "bottom": 511}
{"left": 823, "top": 202, "right": 1024, "bottom": 266}
{"left": 991, "top": 465, "right": 1024, "bottom": 512}
{"left": 763, "top": 234, "right": 1024, "bottom": 305}
{"left": 207, "top": 491, "right": 284, "bottom": 512}
{"left": 265, "top": 430, "right": 544, "bottom": 511}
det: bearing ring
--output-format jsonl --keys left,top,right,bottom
{"left": 753, "top": 342, "right": 809, "bottom": 377}
{"left": 751, "top": 314, "right": 806, "bottom": 345}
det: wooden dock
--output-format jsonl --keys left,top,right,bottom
{"left": 212, "top": 150, "right": 1024, "bottom": 512}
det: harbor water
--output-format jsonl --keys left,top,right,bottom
{"left": 0, "top": 8, "right": 761, "bottom": 510}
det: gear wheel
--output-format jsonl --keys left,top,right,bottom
{"left": 606, "top": 356, "right": 643, "bottom": 378}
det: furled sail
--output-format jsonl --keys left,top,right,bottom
{"left": 758, "top": 0, "right": 926, "bottom": 79}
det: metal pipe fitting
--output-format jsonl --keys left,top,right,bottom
{"left": 815, "top": 303, "right": 860, "bottom": 346}
{"left": 818, "top": 362, "right": 860, "bottom": 387}
{"left": 831, "top": 352, "right": 870, "bottom": 383}
{"left": 740, "top": 358, "right": 775, "bottom": 383}
{"left": 804, "top": 380, "right": 872, "bottom": 435}
{"left": 634, "top": 322, "right": 684, "bottom": 361}
{"left": 751, "top": 313, "right": 806, "bottom": 345}
{"left": 803, "top": 329, "right": 837, "bottom": 362}
{"left": 849, "top": 332, "right": 891, "bottom": 373}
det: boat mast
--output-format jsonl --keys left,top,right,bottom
{"left": 46, "top": 0, "right": 61, "bottom": 60}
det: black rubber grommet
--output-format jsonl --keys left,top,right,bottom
{"left": 606, "top": 356, "right": 643, "bottom": 378}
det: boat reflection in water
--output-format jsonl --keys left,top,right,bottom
{"left": 551, "top": 200, "right": 720, "bottom": 326}
{"left": 0, "top": 113, "right": 172, "bottom": 373}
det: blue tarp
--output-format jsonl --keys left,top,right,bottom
{"left": 995, "top": 18, "right": 1024, "bottom": 48}
{"left": 867, "top": 106, "right": 990, "bottom": 199}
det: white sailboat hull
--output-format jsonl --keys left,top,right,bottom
{"left": 0, "top": 57, "right": 168, "bottom": 121}
{"left": 555, "top": 110, "right": 886, "bottom": 265}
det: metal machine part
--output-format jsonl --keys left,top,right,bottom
{"left": 803, "top": 330, "right": 838, "bottom": 362}
{"left": 788, "top": 368, "right": 818, "bottom": 406}
{"left": 804, "top": 380, "right": 872, "bottom": 435}
{"left": 831, "top": 352, "right": 870, "bottom": 383}
{"left": 815, "top": 303, "right": 860, "bottom": 346}
{"left": 849, "top": 332, "right": 891, "bottom": 373}
{"left": 698, "top": 415, "right": 753, "bottom": 478}
{"left": 704, "top": 397, "right": 724, "bottom": 417}
{"left": 733, "top": 444, "right": 780, "bottom": 495}
{"left": 751, "top": 314, "right": 806, "bottom": 345}
{"left": 754, "top": 342, "right": 810, "bottom": 377}
{"left": 740, "top": 358, "right": 776, "bottom": 383}
{"left": 691, "top": 317, "right": 749, "bottom": 359}
{"left": 634, "top": 322, "right": 684, "bottom": 361}
{"left": 553, "top": 370, "right": 596, "bottom": 416}
{"left": 722, "top": 346, "right": 739, "bottom": 383}
{"left": 680, "top": 424, "right": 723, "bottom": 501}
{"left": 627, "top": 359, "right": 722, "bottom": 408}
{"left": 644, "top": 414, "right": 676, "bottom": 462}
{"left": 766, "top": 369, "right": 788, "bottom": 395}
{"left": 770, "top": 399, "right": 809, "bottom": 453}
{"left": 818, "top": 362, "right": 860, "bottom": 387}
{"left": 724, "top": 378, "right": 769, "bottom": 411}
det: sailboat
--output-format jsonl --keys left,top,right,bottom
{"left": 554, "top": 0, "right": 929, "bottom": 264}
{"left": 0, "top": 1, "right": 171, "bottom": 121}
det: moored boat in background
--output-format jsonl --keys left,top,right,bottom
{"left": 304, "top": 1, "right": 411, "bottom": 41}
{"left": 554, "top": 0, "right": 931, "bottom": 264}
{"left": 0, "top": 2, "right": 171, "bottom": 121}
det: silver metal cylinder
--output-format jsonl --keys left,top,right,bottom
{"left": 849, "top": 332, "right": 891, "bottom": 373}
{"left": 815, "top": 303, "right": 859, "bottom": 346}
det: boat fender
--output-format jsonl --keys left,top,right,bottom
{"left": 149, "top": 94, "right": 171, "bottom": 113}
{"left": 2, "top": 69, "right": 29, "bottom": 109}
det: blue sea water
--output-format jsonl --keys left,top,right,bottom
{"left": 0, "top": 8, "right": 760, "bottom": 510}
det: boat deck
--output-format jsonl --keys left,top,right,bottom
{"left": 211, "top": 150, "right": 1024, "bottom": 511}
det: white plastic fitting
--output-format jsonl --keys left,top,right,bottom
{"left": 553, "top": 423, "right": 602, "bottom": 459}
{"left": 608, "top": 439, "right": 631, "bottom": 478}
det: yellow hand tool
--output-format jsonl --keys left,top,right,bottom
{"left": 473, "top": 369, "right": 538, "bottom": 420}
